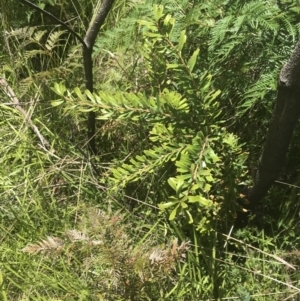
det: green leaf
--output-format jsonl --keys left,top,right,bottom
{"left": 188, "top": 196, "right": 201, "bottom": 203}
{"left": 158, "top": 200, "right": 178, "bottom": 210}
{"left": 144, "top": 32, "right": 163, "bottom": 38}
{"left": 97, "top": 112, "right": 114, "bottom": 120}
{"left": 175, "top": 179, "right": 184, "bottom": 194}
{"left": 167, "top": 64, "right": 180, "bottom": 69}
{"left": 169, "top": 205, "right": 179, "bottom": 221}
{"left": 177, "top": 30, "right": 187, "bottom": 52}
{"left": 211, "top": 89, "right": 221, "bottom": 100}
{"left": 74, "top": 87, "right": 86, "bottom": 101}
{"left": 187, "top": 48, "right": 200, "bottom": 72}
{"left": 205, "top": 175, "right": 214, "bottom": 182}
{"left": 181, "top": 201, "right": 188, "bottom": 209}
{"left": 199, "top": 197, "right": 213, "bottom": 207}
{"left": 51, "top": 100, "right": 64, "bottom": 107}
{"left": 52, "top": 82, "right": 66, "bottom": 96}
{"left": 137, "top": 20, "right": 157, "bottom": 31}
{"left": 167, "top": 177, "right": 177, "bottom": 191}
{"left": 223, "top": 133, "right": 238, "bottom": 146}
{"left": 86, "top": 89, "right": 95, "bottom": 102}
{"left": 203, "top": 183, "right": 211, "bottom": 192}
{"left": 188, "top": 196, "right": 212, "bottom": 207}
{"left": 207, "top": 149, "right": 220, "bottom": 163}
{"left": 153, "top": 4, "right": 164, "bottom": 21}
{"left": 164, "top": 14, "right": 172, "bottom": 26}
{"left": 186, "top": 210, "right": 193, "bottom": 224}
{"left": 198, "top": 170, "right": 211, "bottom": 176}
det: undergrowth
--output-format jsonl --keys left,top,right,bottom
{"left": 1, "top": 0, "right": 300, "bottom": 300}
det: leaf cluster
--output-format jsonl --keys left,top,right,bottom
{"left": 52, "top": 5, "right": 249, "bottom": 232}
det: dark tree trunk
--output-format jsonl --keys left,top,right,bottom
{"left": 84, "top": 0, "right": 115, "bottom": 154}
{"left": 19, "top": 0, "right": 115, "bottom": 155}
{"left": 246, "top": 40, "right": 300, "bottom": 207}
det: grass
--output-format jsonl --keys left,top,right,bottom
{"left": 1, "top": 0, "right": 300, "bottom": 300}
{"left": 0, "top": 94, "right": 300, "bottom": 300}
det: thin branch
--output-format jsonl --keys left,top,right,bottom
{"left": 19, "top": 0, "right": 85, "bottom": 46}
{"left": 0, "top": 77, "right": 50, "bottom": 149}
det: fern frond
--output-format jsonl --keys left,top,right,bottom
{"left": 209, "top": 1, "right": 281, "bottom": 52}
{"left": 93, "top": 1, "right": 152, "bottom": 55}
{"left": 46, "top": 30, "right": 68, "bottom": 51}
{"left": 8, "top": 26, "right": 36, "bottom": 39}
{"left": 32, "top": 30, "right": 47, "bottom": 43}
{"left": 238, "top": 71, "right": 278, "bottom": 116}
{"left": 23, "top": 50, "right": 48, "bottom": 60}
{"left": 18, "top": 77, "right": 34, "bottom": 96}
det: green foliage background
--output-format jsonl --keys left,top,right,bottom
{"left": 1, "top": 0, "right": 300, "bottom": 300}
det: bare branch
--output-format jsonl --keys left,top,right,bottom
{"left": 0, "top": 77, "right": 50, "bottom": 149}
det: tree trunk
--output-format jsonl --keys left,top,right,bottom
{"left": 19, "top": 0, "right": 115, "bottom": 155}
{"left": 246, "top": 39, "right": 300, "bottom": 207}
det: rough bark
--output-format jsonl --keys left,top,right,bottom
{"left": 246, "top": 39, "right": 300, "bottom": 207}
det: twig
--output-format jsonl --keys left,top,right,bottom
{"left": 19, "top": 0, "right": 85, "bottom": 45}
{"left": 0, "top": 77, "right": 50, "bottom": 149}
{"left": 222, "top": 233, "right": 296, "bottom": 270}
